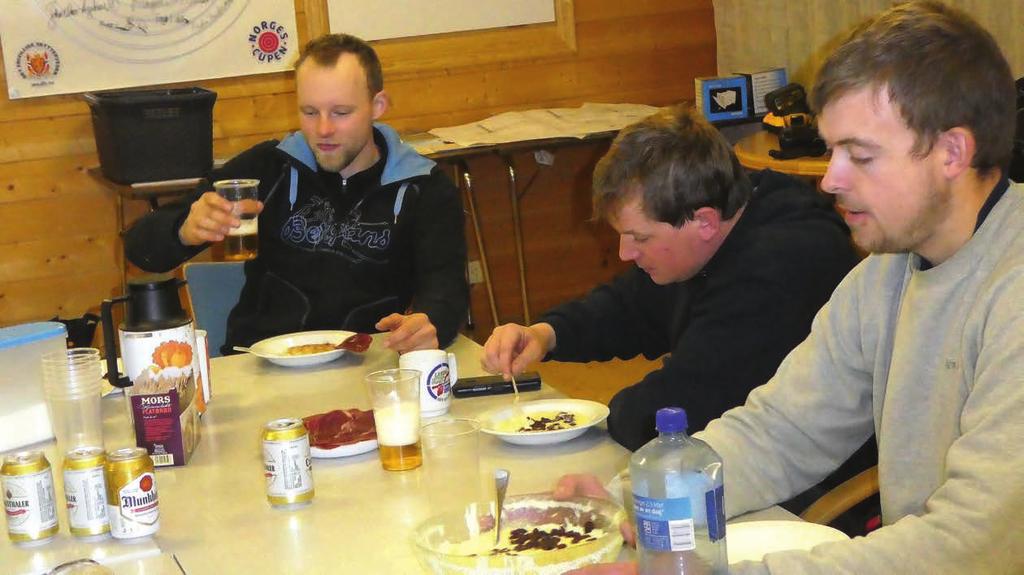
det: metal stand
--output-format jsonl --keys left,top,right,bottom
{"left": 503, "top": 156, "right": 531, "bottom": 325}
{"left": 457, "top": 160, "right": 499, "bottom": 328}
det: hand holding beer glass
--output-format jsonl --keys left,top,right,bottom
{"left": 365, "top": 368, "right": 422, "bottom": 471}
{"left": 213, "top": 179, "right": 260, "bottom": 261}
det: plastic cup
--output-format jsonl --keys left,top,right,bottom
{"left": 365, "top": 368, "right": 422, "bottom": 471}
{"left": 40, "top": 348, "right": 103, "bottom": 455}
{"left": 213, "top": 178, "right": 260, "bottom": 261}
{"left": 422, "top": 418, "right": 484, "bottom": 514}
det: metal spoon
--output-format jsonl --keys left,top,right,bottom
{"left": 494, "top": 468, "right": 510, "bottom": 547}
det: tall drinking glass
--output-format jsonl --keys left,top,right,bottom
{"left": 365, "top": 368, "right": 422, "bottom": 471}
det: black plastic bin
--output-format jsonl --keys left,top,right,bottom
{"left": 84, "top": 87, "right": 217, "bottom": 184}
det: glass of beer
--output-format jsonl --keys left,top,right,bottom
{"left": 365, "top": 368, "right": 422, "bottom": 471}
{"left": 213, "top": 179, "right": 260, "bottom": 261}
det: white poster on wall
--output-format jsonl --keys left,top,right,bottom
{"left": 0, "top": 0, "right": 298, "bottom": 100}
{"left": 329, "top": 0, "right": 555, "bottom": 41}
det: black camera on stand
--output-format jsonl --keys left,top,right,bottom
{"left": 762, "top": 84, "right": 827, "bottom": 160}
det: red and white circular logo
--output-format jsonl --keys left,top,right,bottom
{"left": 248, "top": 21, "right": 289, "bottom": 63}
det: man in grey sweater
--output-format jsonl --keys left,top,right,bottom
{"left": 560, "top": 2, "right": 1024, "bottom": 573}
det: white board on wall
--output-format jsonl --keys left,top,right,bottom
{"left": 328, "top": 0, "right": 555, "bottom": 41}
{"left": 0, "top": 0, "right": 298, "bottom": 100}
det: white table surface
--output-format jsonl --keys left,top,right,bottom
{"left": 1, "top": 334, "right": 794, "bottom": 574}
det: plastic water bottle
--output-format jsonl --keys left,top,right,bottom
{"left": 630, "top": 407, "right": 727, "bottom": 574}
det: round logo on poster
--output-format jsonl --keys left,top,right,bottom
{"left": 16, "top": 42, "right": 61, "bottom": 80}
{"left": 249, "top": 20, "right": 289, "bottom": 63}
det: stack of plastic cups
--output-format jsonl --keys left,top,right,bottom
{"left": 40, "top": 348, "right": 104, "bottom": 456}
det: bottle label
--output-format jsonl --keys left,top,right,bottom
{"left": 634, "top": 494, "right": 696, "bottom": 552}
{"left": 706, "top": 484, "right": 726, "bottom": 542}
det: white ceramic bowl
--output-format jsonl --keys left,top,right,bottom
{"left": 412, "top": 493, "right": 625, "bottom": 575}
{"left": 477, "top": 399, "right": 610, "bottom": 446}
{"left": 246, "top": 330, "right": 356, "bottom": 367}
{"left": 727, "top": 520, "right": 849, "bottom": 563}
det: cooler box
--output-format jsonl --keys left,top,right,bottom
{"left": 84, "top": 87, "right": 217, "bottom": 184}
{"left": 0, "top": 322, "right": 67, "bottom": 452}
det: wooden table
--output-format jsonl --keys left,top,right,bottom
{"left": 733, "top": 131, "right": 830, "bottom": 178}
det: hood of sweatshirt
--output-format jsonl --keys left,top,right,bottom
{"left": 273, "top": 123, "right": 436, "bottom": 209}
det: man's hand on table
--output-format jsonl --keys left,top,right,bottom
{"left": 481, "top": 322, "right": 556, "bottom": 378}
{"left": 376, "top": 312, "right": 438, "bottom": 352}
{"left": 178, "top": 191, "right": 264, "bottom": 246}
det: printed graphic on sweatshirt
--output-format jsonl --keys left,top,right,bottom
{"left": 280, "top": 196, "right": 390, "bottom": 263}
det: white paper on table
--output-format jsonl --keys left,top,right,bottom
{"left": 428, "top": 103, "right": 662, "bottom": 147}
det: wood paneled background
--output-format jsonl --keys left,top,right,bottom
{"left": 0, "top": 0, "right": 716, "bottom": 343}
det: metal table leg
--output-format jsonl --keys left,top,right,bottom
{"left": 457, "top": 160, "right": 499, "bottom": 328}
{"left": 502, "top": 156, "right": 531, "bottom": 325}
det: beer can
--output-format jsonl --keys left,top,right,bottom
{"left": 63, "top": 447, "right": 110, "bottom": 539}
{"left": 105, "top": 447, "right": 159, "bottom": 539}
{"left": 262, "top": 418, "right": 315, "bottom": 508}
{"left": 1, "top": 451, "right": 59, "bottom": 545}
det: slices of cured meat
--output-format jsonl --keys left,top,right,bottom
{"left": 303, "top": 408, "right": 377, "bottom": 449}
{"left": 338, "top": 333, "right": 372, "bottom": 353}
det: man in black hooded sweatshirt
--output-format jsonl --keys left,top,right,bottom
{"left": 125, "top": 34, "right": 468, "bottom": 355}
{"left": 483, "top": 106, "right": 860, "bottom": 452}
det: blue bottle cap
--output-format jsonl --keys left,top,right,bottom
{"left": 655, "top": 407, "right": 688, "bottom": 433}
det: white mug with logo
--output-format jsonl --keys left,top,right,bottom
{"left": 398, "top": 349, "right": 457, "bottom": 417}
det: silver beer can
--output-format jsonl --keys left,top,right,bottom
{"left": 1, "top": 451, "right": 59, "bottom": 545}
{"left": 63, "top": 446, "right": 110, "bottom": 539}
{"left": 262, "top": 418, "right": 315, "bottom": 508}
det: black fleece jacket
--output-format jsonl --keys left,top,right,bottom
{"left": 540, "top": 170, "right": 859, "bottom": 451}
{"left": 124, "top": 126, "right": 468, "bottom": 353}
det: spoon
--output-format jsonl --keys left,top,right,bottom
{"left": 494, "top": 468, "right": 510, "bottom": 546}
{"left": 508, "top": 373, "right": 528, "bottom": 421}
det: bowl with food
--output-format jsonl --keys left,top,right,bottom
{"left": 412, "top": 493, "right": 626, "bottom": 575}
{"left": 476, "top": 399, "right": 610, "bottom": 446}
{"left": 245, "top": 330, "right": 359, "bottom": 367}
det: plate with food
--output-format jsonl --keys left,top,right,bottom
{"left": 244, "top": 330, "right": 369, "bottom": 367}
{"left": 477, "top": 399, "right": 610, "bottom": 446}
{"left": 304, "top": 408, "right": 378, "bottom": 459}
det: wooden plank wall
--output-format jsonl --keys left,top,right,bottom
{"left": 0, "top": 0, "right": 716, "bottom": 344}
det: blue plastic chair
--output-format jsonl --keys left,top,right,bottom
{"left": 183, "top": 261, "right": 245, "bottom": 357}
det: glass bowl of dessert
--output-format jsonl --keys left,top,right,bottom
{"left": 412, "top": 493, "right": 626, "bottom": 574}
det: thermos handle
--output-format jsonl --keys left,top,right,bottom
{"left": 101, "top": 296, "right": 132, "bottom": 388}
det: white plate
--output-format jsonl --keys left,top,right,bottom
{"left": 310, "top": 438, "right": 378, "bottom": 459}
{"left": 727, "top": 520, "right": 849, "bottom": 563}
{"left": 247, "top": 330, "right": 356, "bottom": 367}
{"left": 477, "top": 399, "right": 610, "bottom": 446}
